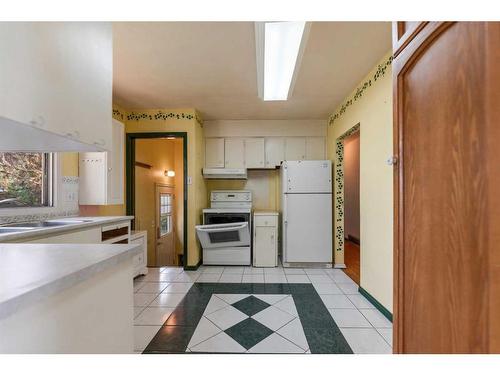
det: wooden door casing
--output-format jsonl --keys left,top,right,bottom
{"left": 393, "top": 22, "right": 500, "bottom": 353}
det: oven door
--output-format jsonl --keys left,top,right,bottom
{"left": 195, "top": 222, "right": 250, "bottom": 249}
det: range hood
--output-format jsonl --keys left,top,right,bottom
{"left": 203, "top": 168, "right": 247, "bottom": 180}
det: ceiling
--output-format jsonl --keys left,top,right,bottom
{"left": 113, "top": 22, "right": 391, "bottom": 121}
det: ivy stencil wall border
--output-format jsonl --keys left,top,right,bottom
{"left": 334, "top": 123, "right": 360, "bottom": 266}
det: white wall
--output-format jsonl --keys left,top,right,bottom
{"left": 327, "top": 52, "right": 393, "bottom": 312}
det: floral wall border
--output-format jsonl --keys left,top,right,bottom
{"left": 112, "top": 108, "right": 203, "bottom": 125}
{"left": 334, "top": 123, "right": 360, "bottom": 259}
{"left": 328, "top": 55, "right": 393, "bottom": 127}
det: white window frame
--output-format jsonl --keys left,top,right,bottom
{"left": 0, "top": 153, "right": 61, "bottom": 218}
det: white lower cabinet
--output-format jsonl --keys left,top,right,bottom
{"left": 253, "top": 212, "right": 279, "bottom": 267}
{"left": 130, "top": 230, "right": 148, "bottom": 277}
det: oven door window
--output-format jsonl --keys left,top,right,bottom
{"left": 195, "top": 222, "right": 250, "bottom": 249}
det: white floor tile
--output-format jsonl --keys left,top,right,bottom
{"left": 163, "top": 282, "right": 193, "bottom": 294}
{"left": 215, "top": 294, "right": 249, "bottom": 304}
{"left": 329, "top": 272, "right": 356, "bottom": 284}
{"left": 197, "top": 273, "right": 221, "bottom": 282}
{"left": 134, "top": 293, "right": 157, "bottom": 307}
{"left": 313, "top": 283, "right": 343, "bottom": 294}
{"left": 247, "top": 333, "right": 304, "bottom": 353}
{"left": 243, "top": 267, "right": 264, "bottom": 274}
{"left": 337, "top": 283, "right": 359, "bottom": 295}
{"left": 133, "top": 326, "right": 160, "bottom": 351}
{"left": 286, "top": 274, "right": 310, "bottom": 283}
{"left": 263, "top": 268, "right": 285, "bottom": 275}
{"left": 360, "top": 309, "right": 392, "bottom": 328}
{"left": 134, "top": 306, "right": 145, "bottom": 318}
{"left": 188, "top": 317, "right": 222, "bottom": 348}
{"left": 190, "top": 332, "right": 246, "bottom": 353}
{"left": 340, "top": 328, "right": 392, "bottom": 354}
{"left": 320, "top": 294, "right": 356, "bottom": 309}
{"left": 134, "top": 307, "right": 174, "bottom": 326}
{"left": 252, "top": 305, "right": 295, "bottom": 331}
{"left": 283, "top": 268, "right": 306, "bottom": 275}
{"left": 219, "top": 273, "right": 242, "bottom": 283}
{"left": 160, "top": 267, "right": 183, "bottom": 274}
{"left": 222, "top": 267, "right": 245, "bottom": 274}
{"left": 157, "top": 273, "right": 183, "bottom": 282}
{"left": 173, "top": 273, "right": 200, "bottom": 282}
{"left": 328, "top": 308, "right": 372, "bottom": 328}
{"left": 252, "top": 294, "right": 288, "bottom": 305}
{"left": 133, "top": 281, "right": 145, "bottom": 292}
{"left": 150, "top": 293, "right": 186, "bottom": 307}
{"left": 205, "top": 306, "right": 248, "bottom": 330}
{"left": 276, "top": 318, "right": 308, "bottom": 350}
{"left": 347, "top": 294, "right": 376, "bottom": 309}
{"left": 137, "top": 282, "right": 170, "bottom": 294}
{"left": 304, "top": 269, "right": 327, "bottom": 275}
{"left": 203, "top": 295, "right": 229, "bottom": 315}
{"left": 377, "top": 328, "right": 393, "bottom": 347}
{"left": 202, "top": 266, "right": 225, "bottom": 274}
{"left": 274, "top": 296, "right": 298, "bottom": 317}
{"left": 308, "top": 275, "right": 332, "bottom": 283}
{"left": 242, "top": 274, "right": 265, "bottom": 283}
{"left": 264, "top": 274, "right": 288, "bottom": 283}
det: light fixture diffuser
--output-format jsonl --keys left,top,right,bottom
{"left": 255, "top": 22, "right": 309, "bottom": 101}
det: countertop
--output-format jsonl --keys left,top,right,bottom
{"left": 0, "top": 242, "right": 141, "bottom": 319}
{"left": 0, "top": 216, "right": 134, "bottom": 242}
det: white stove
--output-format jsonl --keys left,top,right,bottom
{"left": 195, "top": 190, "right": 252, "bottom": 266}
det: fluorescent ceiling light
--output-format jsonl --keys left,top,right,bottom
{"left": 255, "top": 22, "right": 309, "bottom": 101}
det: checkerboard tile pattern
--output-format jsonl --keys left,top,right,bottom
{"left": 187, "top": 294, "right": 305, "bottom": 353}
{"left": 133, "top": 265, "right": 393, "bottom": 354}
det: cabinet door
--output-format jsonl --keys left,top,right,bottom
{"left": 0, "top": 23, "right": 112, "bottom": 150}
{"left": 285, "top": 138, "right": 306, "bottom": 161}
{"left": 107, "top": 119, "right": 124, "bottom": 204}
{"left": 225, "top": 138, "right": 245, "bottom": 168}
{"left": 265, "top": 137, "right": 285, "bottom": 168}
{"left": 244, "top": 138, "right": 265, "bottom": 168}
{"left": 254, "top": 226, "right": 277, "bottom": 267}
{"left": 306, "top": 137, "right": 326, "bottom": 160}
{"left": 205, "top": 138, "right": 225, "bottom": 168}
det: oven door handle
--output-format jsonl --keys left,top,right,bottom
{"left": 196, "top": 223, "right": 247, "bottom": 232}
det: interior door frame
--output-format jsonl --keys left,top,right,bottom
{"left": 125, "top": 132, "right": 188, "bottom": 269}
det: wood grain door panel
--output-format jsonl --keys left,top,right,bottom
{"left": 394, "top": 22, "right": 499, "bottom": 353}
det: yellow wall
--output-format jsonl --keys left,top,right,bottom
{"left": 122, "top": 108, "right": 206, "bottom": 267}
{"left": 60, "top": 153, "right": 79, "bottom": 176}
{"left": 327, "top": 52, "right": 393, "bottom": 312}
{"left": 134, "top": 138, "right": 178, "bottom": 265}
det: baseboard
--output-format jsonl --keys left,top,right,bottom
{"left": 334, "top": 263, "right": 346, "bottom": 269}
{"left": 358, "top": 286, "right": 393, "bottom": 322}
{"left": 184, "top": 259, "right": 202, "bottom": 271}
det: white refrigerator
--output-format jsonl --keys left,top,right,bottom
{"left": 281, "top": 160, "right": 333, "bottom": 266}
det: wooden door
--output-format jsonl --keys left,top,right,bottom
{"left": 155, "top": 185, "right": 175, "bottom": 266}
{"left": 393, "top": 22, "right": 500, "bottom": 353}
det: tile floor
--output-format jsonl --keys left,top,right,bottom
{"left": 133, "top": 265, "right": 392, "bottom": 354}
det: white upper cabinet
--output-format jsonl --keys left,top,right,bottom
{"left": 224, "top": 138, "right": 245, "bottom": 169}
{"left": 79, "top": 120, "right": 124, "bottom": 205}
{"left": 244, "top": 138, "right": 265, "bottom": 168}
{"left": 0, "top": 23, "right": 112, "bottom": 151}
{"left": 205, "top": 138, "right": 225, "bottom": 168}
{"left": 265, "top": 138, "right": 285, "bottom": 168}
{"left": 285, "top": 137, "right": 306, "bottom": 161}
{"left": 306, "top": 137, "right": 326, "bottom": 160}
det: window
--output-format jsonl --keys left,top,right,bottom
{"left": 0, "top": 153, "right": 54, "bottom": 209}
{"left": 159, "top": 193, "right": 173, "bottom": 236}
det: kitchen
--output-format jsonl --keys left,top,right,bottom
{"left": 0, "top": 19, "right": 395, "bottom": 356}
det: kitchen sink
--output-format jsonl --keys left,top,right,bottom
{"left": 3, "top": 221, "right": 68, "bottom": 228}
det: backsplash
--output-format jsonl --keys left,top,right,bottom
{"left": 0, "top": 177, "right": 80, "bottom": 225}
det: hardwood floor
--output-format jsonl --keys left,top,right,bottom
{"left": 343, "top": 240, "right": 360, "bottom": 285}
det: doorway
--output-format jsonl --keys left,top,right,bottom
{"left": 342, "top": 130, "right": 360, "bottom": 285}
{"left": 126, "top": 133, "right": 187, "bottom": 268}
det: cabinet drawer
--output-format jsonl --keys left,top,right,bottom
{"left": 254, "top": 215, "right": 278, "bottom": 227}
